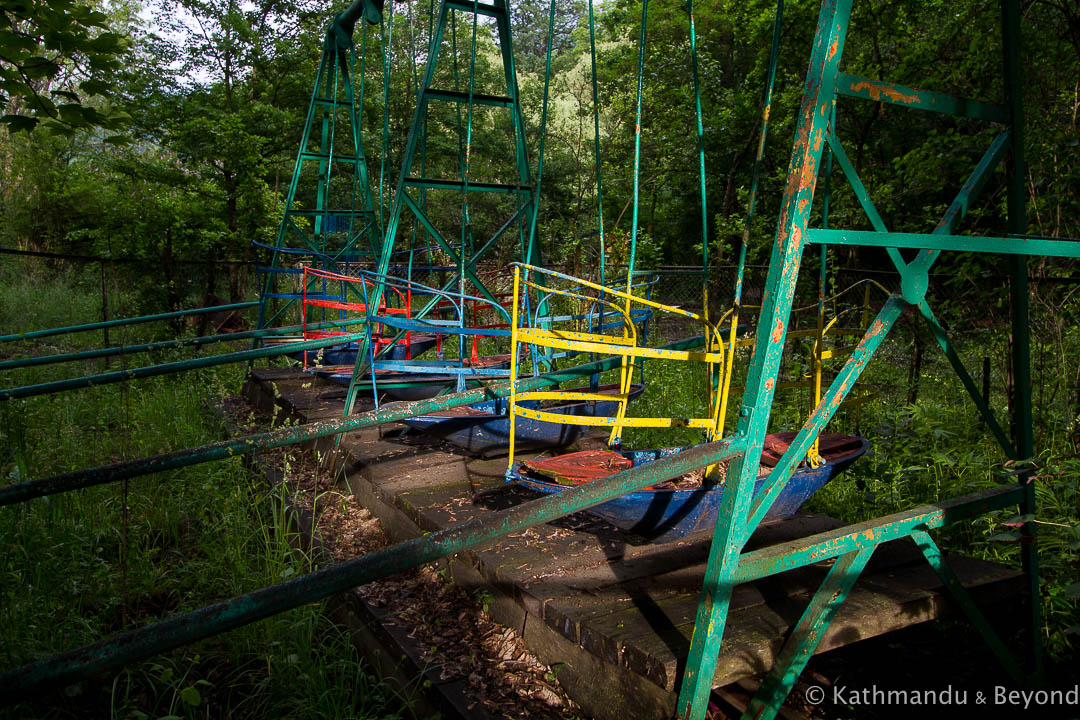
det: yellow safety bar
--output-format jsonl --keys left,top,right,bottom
{"left": 714, "top": 277, "right": 891, "bottom": 465}
{"left": 507, "top": 265, "right": 887, "bottom": 474}
{"left": 506, "top": 264, "right": 726, "bottom": 471}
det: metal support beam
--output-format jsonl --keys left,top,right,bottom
{"left": 0, "top": 437, "right": 744, "bottom": 702}
{"left": 835, "top": 72, "right": 1008, "bottom": 122}
{"left": 0, "top": 333, "right": 364, "bottom": 402}
{"left": 676, "top": 3, "right": 853, "bottom": 717}
{"left": 734, "top": 485, "right": 1024, "bottom": 582}
{"left": 1000, "top": 0, "right": 1043, "bottom": 681}
{"left": 917, "top": 300, "right": 1016, "bottom": 457}
{"left": 0, "top": 302, "right": 258, "bottom": 344}
{"left": 808, "top": 229, "right": 1080, "bottom": 258}
{"left": 910, "top": 530, "right": 1024, "bottom": 682}
{"left": 745, "top": 546, "right": 874, "bottom": 720}
{"left": 0, "top": 335, "right": 706, "bottom": 506}
{"left": 0, "top": 319, "right": 368, "bottom": 372}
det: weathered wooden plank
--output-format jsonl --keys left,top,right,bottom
{"left": 249, "top": 369, "right": 1026, "bottom": 711}
{"left": 603, "top": 554, "right": 1022, "bottom": 689}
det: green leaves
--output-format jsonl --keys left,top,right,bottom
{"left": 1, "top": 112, "right": 36, "bottom": 132}
{"left": 0, "top": 0, "right": 131, "bottom": 133}
{"left": 179, "top": 685, "right": 202, "bottom": 706}
{"left": 20, "top": 55, "right": 60, "bottom": 79}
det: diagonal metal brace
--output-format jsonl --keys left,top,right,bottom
{"left": 744, "top": 545, "right": 875, "bottom": 720}
{"left": 910, "top": 529, "right": 1024, "bottom": 683}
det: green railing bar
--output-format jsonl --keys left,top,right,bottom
{"left": 0, "top": 333, "right": 364, "bottom": 403}
{"left": 0, "top": 319, "right": 370, "bottom": 372}
{"left": 0, "top": 442, "right": 744, "bottom": 702}
{"left": 734, "top": 484, "right": 1024, "bottom": 583}
{"left": 0, "top": 335, "right": 707, "bottom": 506}
{"left": 0, "top": 302, "right": 259, "bottom": 344}
{"left": 835, "top": 72, "right": 1008, "bottom": 123}
{"left": 808, "top": 228, "right": 1080, "bottom": 257}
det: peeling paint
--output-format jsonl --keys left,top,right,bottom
{"left": 771, "top": 318, "right": 785, "bottom": 343}
{"left": 850, "top": 79, "right": 920, "bottom": 105}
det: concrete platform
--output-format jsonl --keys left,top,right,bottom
{"left": 244, "top": 368, "right": 1024, "bottom": 720}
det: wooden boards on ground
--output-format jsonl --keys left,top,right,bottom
{"left": 244, "top": 368, "right": 1023, "bottom": 720}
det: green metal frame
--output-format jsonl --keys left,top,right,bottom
{"left": 674, "top": 1, "right": 1072, "bottom": 716}
{"left": 342, "top": 0, "right": 537, "bottom": 416}
{"left": 255, "top": 1, "right": 382, "bottom": 336}
{"left": 4, "top": 2, "right": 1077, "bottom": 716}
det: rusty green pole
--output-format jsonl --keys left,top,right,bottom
{"left": 676, "top": 1, "right": 853, "bottom": 717}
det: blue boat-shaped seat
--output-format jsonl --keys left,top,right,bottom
{"left": 508, "top": 433, "right": 868, "bottom": 543}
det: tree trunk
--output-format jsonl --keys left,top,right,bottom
{"left": 163, "top": 227, "right": 182, "bottom": 335}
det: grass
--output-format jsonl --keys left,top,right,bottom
{"left": 0, "top": 260, "right": 421, "bottom": 719}
{"left": 3, "top": 257, "right": 1077, "bottom": 714}
{"left": 546, "top": 282, "right": 1080, "bottom": 667}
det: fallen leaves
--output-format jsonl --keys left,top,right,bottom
{"left": 224, "top": 394, "right": 586, "bottom": 719}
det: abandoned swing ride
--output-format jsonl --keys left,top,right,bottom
{"left": 2, "top": 0, "right": 1077, "bottom": 718}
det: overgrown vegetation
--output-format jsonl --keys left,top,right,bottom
{"left": 0, "top": 261, "right": 417, "bottom": 719}
{"left": 2, "top": 0, "right": 1079, "bottom": 714}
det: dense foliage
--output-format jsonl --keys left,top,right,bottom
{"left": 1, "top": 0, "right": 1077, "bottom": 297}
{"left": 0, "top": 0, "right": 131, "bottom": 133}
{"left": 1, "top": 0, "right": 1079, "bottom": 714}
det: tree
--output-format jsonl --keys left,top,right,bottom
{"left": 509, "top": 0, "right": 585, "bottom": 74}
{"left": 132, "top": 0, "right": 323, "bottom": 302}
{"left": 0, "top": 0, "right": 131, "bottom": 134}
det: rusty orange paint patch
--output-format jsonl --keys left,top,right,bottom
{"left": 789, "top": 225, "right": 803, "bottom": 248}
{"left": 765, "top": 378, "right": 775, "bottom": 391}
{"left": 771, "top": 318, "right": 784, "bottom": 343}
{"left": 850, "top": 79, "right": 920, "bottom": 105}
